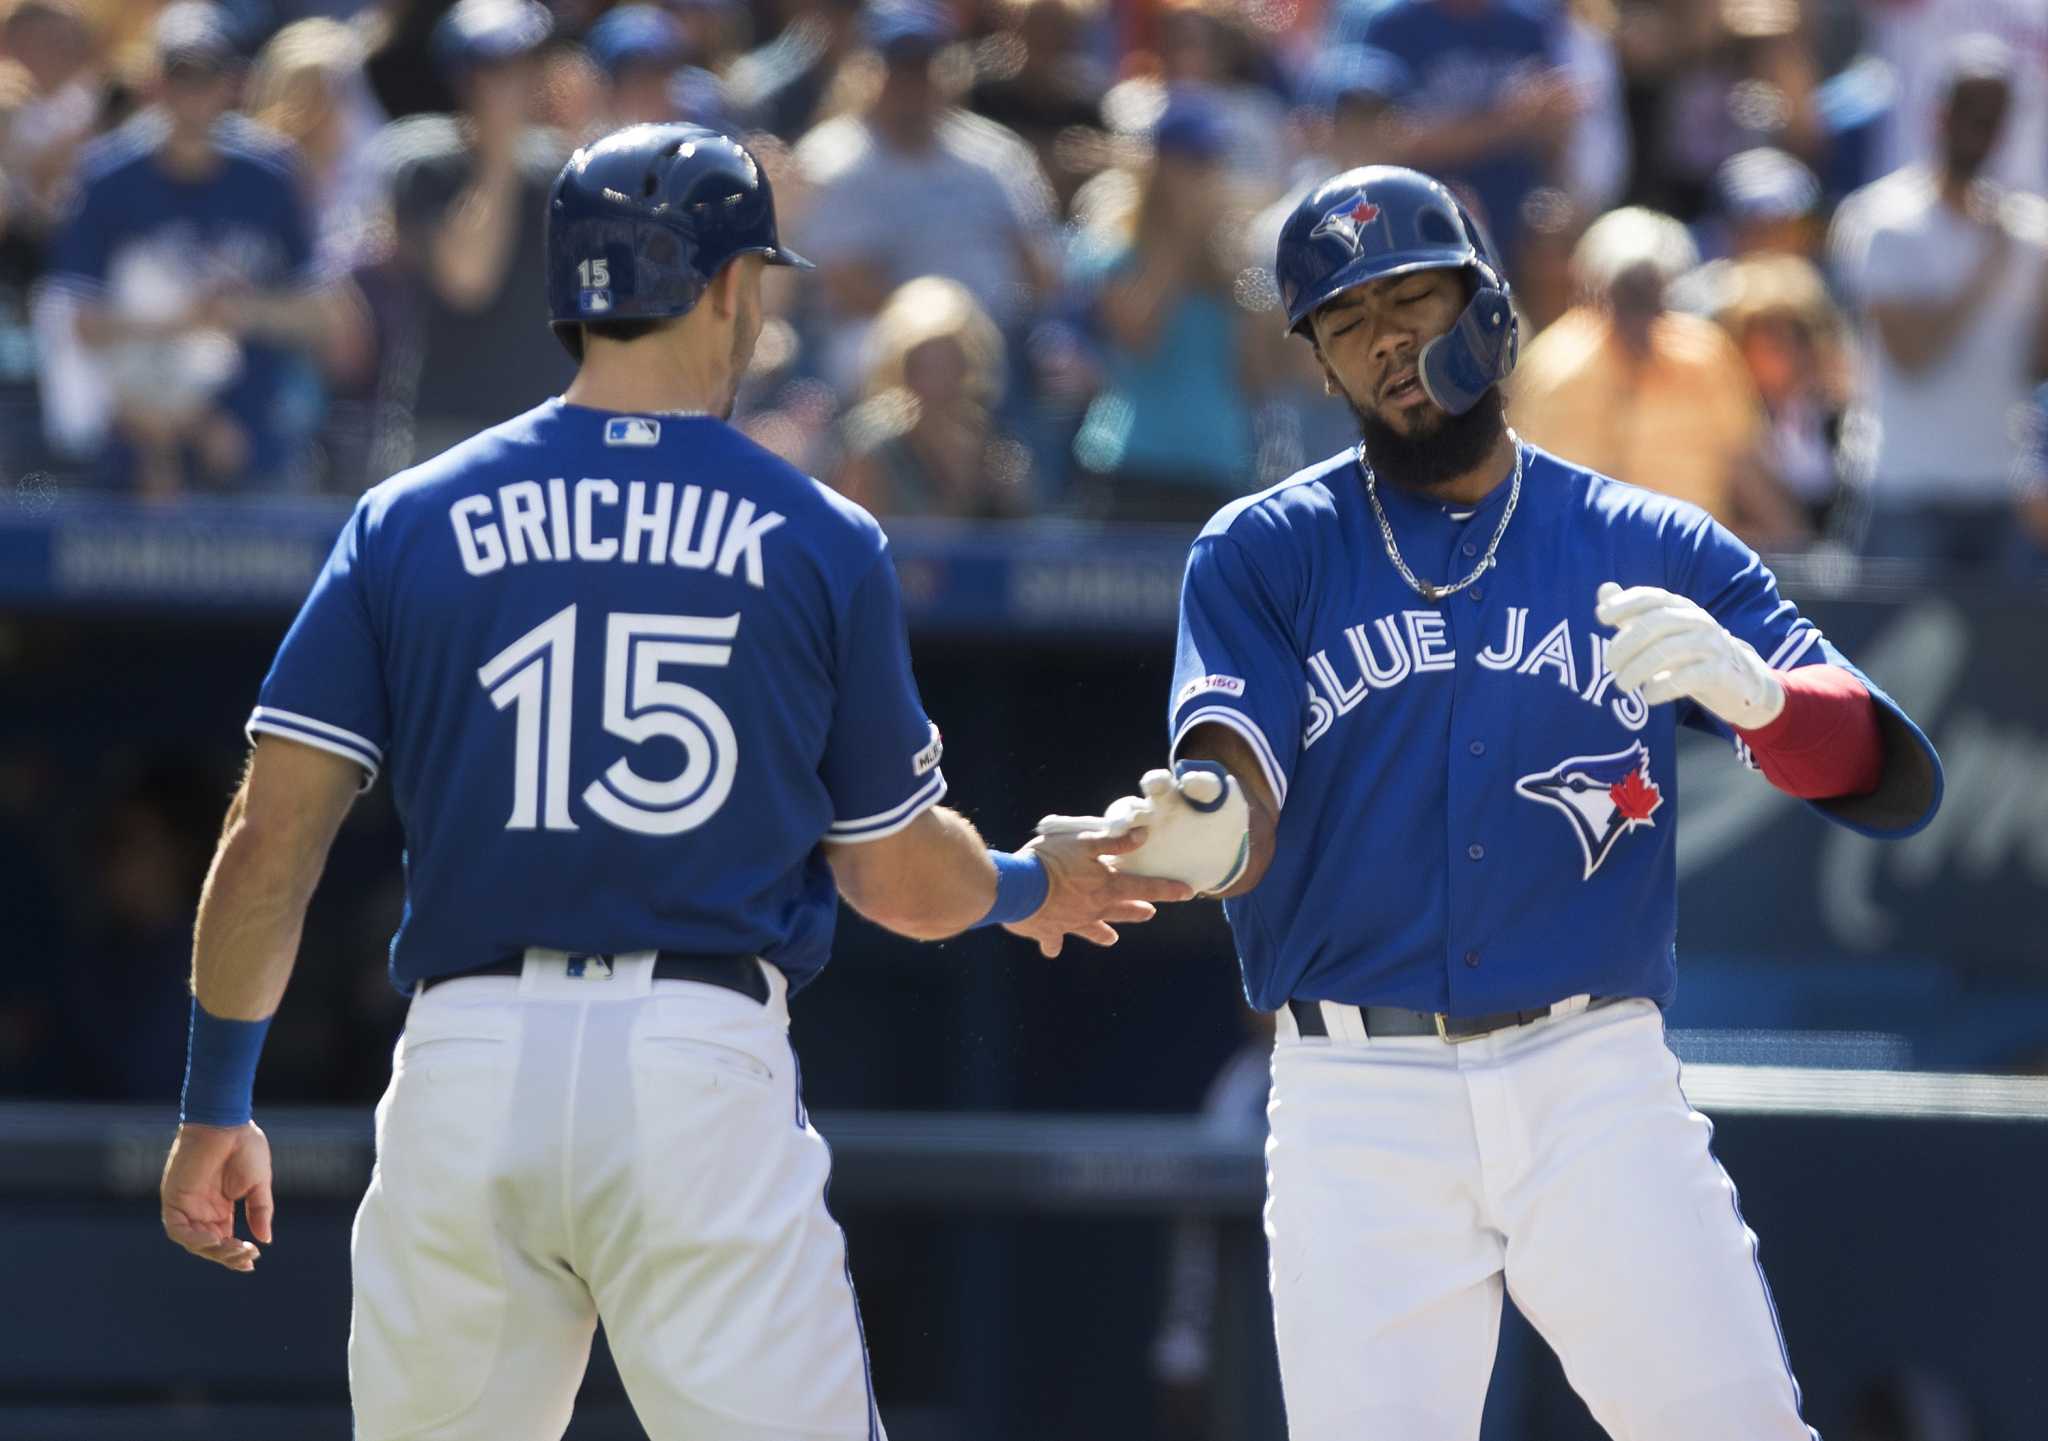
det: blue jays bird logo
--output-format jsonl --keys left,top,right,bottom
{"left": 1515, "top": 742, "right": 1664, "bottom": 880}
{"left": 1310, "top": 194, "right": 1383, "bottom": 255}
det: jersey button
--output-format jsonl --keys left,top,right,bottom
{"left": 1468, "top": 740, "right": 1485, "bottom": 756}
{"left": 1468, "top": 587, "right": 1484, "bottom": 602}
{"left": 1462, "top": 542, "right": 1478, "bottom": 557}
{"left": 1467, "top": 844, "right": 1485, "bottom": 861}
{"left": 1464, "top": 950, "right": 1481, "bottom": 968}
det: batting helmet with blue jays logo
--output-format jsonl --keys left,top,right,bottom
{"left": 1275, "top": 165, "right": 1518, "bottom": 416}
{"left": 545, "top": 123, "right": 812, "bottom": 358}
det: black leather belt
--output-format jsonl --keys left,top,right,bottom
{"left": 1287, "top": 995, "right": 1619, "bottom": 1043}
{"left": 420, "top": 951, "right": 770, "bottom": 1004}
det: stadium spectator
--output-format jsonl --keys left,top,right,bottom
{"left": 1828, "top": 33, "right": 2048, "bottom": 565}
{"left": 834, "top": 275, "right": 1033, "bottom": 517}
{"left": 245, "top": 18, "right": 389, "bottom": 278}
{"left": 574, "top": 5, "right": 741, "bottom": 136}
{"left": 1622, "top": 0, "right": 1824, "bottom": 221}
{"left": 646, "top": 0, "right": 744, "bottom": 77}
{"left": 361, "top": 0, "right": 464, "bottom": 121}
{"left": 38, "top": 1, "right": 342, "bottom": 496}
{"left": 1865, "top": 0, "right": 2048, "bottom": 198}
{"left": 0, "top": 0, "right": 104, "bottom": 242}
{"left": 630, "top": 0, "right": 747, "bottom": 132}
{"left": 1509, "top": 205, "right": 1806, "bottom": 545}
{"left": 1243, "top": 47, "right": 1415, "bottom": 485}
{"left": 1261, "top": 44, "right": 1414, "bottom": 237}
{"left": 1715, "top": 144, "right": 1825, "bottom": 259}
{"left": 0, "top": 0, "right": 105, "bottom": 475}
{"left": 1101, "top": 0, "right": 1290, "bottom": 188}
{"left": 584, "top": 4, "right": 690, "bottom": 127}
{"left": 965, "top": 0, "right": 1109, "bottom": 211}
{"left": 1711, "top": 253, "right": 1853, "bottom": 534}
{"left": 1669, "top": 145, "right": 1824, "bottom": 316}
{"left": 1555, "top": 0, "right": 1629, "bottom": 214}
{"left": 1343, "top": 0, "right": 1577, "bottom": 276}
{"left": 726, "top": 0, "right": 866, "bottom": 140}
{"left": 792, "top": 0, "right": 1057, "bottom": 393}
{"left": 1068, "top": 89, "right": 1258, "bottom": 519}
{"left": 379, "top": 0, "right": 572, "bottom": 463}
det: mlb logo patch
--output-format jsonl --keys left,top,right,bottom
{"left": 565, "top": 953, "right": 615, "bottom": 979}
{"left": 604, "top": 416, "right": 662, "bottom": 446}
{"left": 579, "top": 288, "right": 613, "bottom": 314}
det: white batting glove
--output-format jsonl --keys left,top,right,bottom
{"left": 1595, "top": 582, "right": 1785, "bottom": 729}
{"left": 1036, "top": 762, "right": 1251, "bottom": 896}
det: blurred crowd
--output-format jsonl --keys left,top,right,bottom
{"left": 0, "top": 0, "right": 2043, "bottom": 570}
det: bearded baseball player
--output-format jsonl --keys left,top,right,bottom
{"left": 155, "top": 122, "right": 1188, "bottom": 1440}
{"left": 1045, "top": 166, "right": 1945, "bottom": 1438}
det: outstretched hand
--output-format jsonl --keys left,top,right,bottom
{"left": 1003, "top": 828, "right": 1195, "bottom": 957}
{"left": 161, "top": 1120, "right": 274, "bottom": 1273}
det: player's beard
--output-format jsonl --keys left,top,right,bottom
{"left": 1351, "top": 386, "right": 1506, "bottom": 493}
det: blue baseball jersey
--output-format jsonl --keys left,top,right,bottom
{"left": 45, "top": 114, "right": 321, "bottom": 486}
{"left": 1169, "top": 443, "right": 1942, "bottom": 1015}
{"left": 249, "top": 400, "right": 946, "bottom": 992}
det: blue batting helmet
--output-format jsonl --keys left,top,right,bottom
{"left": 1275, "top": 165, "right": 1517, "bottom": 416}
{"left": 545, "top": 123, "right": 811, "bottom": 357}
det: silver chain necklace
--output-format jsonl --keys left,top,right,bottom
{"left": 1358, "top": 433, "right": 1524, "bottom": 602}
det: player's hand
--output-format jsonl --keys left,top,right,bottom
{"left": 1038, "top": 762, "right": 1251, "bottom": 895}
{"left": 160, "top": 1120, "right": 275, "bottom": 1273}
{"left": 1003, "top": 829, "right": 1194, "bottom": 958}
{"left": 1595, "top": 582, "right": 1784, "bottom": 729}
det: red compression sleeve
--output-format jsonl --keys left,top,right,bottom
{"left": 1735, "top": 664, "right": 1884, "bottom": 800}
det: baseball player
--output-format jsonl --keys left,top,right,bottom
{"left": 1048, "top": 167, "right": 1945, "bottom": 1439}
{"left": 156, "top": 123, "right": 1188, "bottom": 1441}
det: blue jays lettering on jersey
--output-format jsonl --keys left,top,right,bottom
{"left": 1169, "top": 443, "right": 1941, "bottom": 1015}
{"left": 248, "top": 399, "right": 945, "bottom": 992}
{"left": 45, "top": 114, "right": 321, "bottom": 485}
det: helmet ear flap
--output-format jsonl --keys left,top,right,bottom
{"left": 1418, "top": 282, "right": 1516, "bottom": 416}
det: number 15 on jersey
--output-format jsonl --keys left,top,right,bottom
{"left": 478, "top": 604, "right": 741, "bottom": 837}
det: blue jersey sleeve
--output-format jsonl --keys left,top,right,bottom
{"left": 1672, "top": 513, "right": 1941, "bottom": 838}
{"left": 246, "top": 505, "right": 391, "bottom": 790}
{"left": 1168, "top": 533, "right": 1304, "bottom": 808}
{"left": 820, "top": 546, "right": 947, "bottom": 842}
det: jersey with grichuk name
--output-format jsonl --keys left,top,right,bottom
{"left": 249, "top": 399, "right": 946, "bottom": 991}
{"left": 1168, "top": 443, "right": 1938, "bottom": 1016}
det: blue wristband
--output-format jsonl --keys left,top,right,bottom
{"left": 974, "top": 849, "right": 1049, "bottom": 928}
{"left": 181, "top": 999, "right": 273, "bottom": 1128}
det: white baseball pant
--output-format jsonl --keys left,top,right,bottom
{"left": 1266, "top": 995, "right": 1814, "bottom": 1441}
{"left": 348, "top": 951, "right": 881, "bottom": 1441}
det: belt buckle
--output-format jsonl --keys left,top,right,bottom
{"left": 1433, "top": 1013, "right": 1482, "bottom": 1044}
